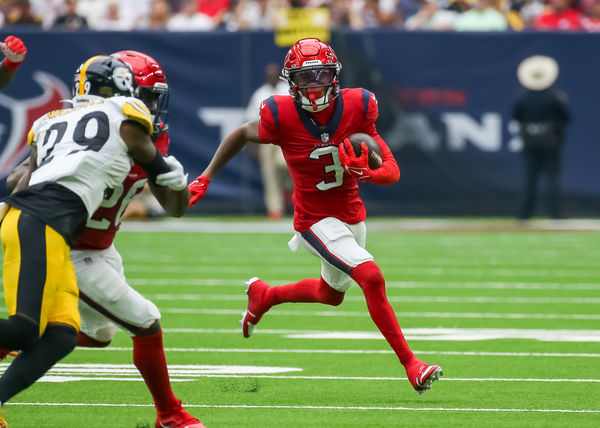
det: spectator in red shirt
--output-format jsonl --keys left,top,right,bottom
{"left": 534, "top": 0, "right": 582, "bottom": 29}
{"left": 197, "top": 0, "right": 231, "bottom": 27}
{"left": 581, "top": 0, "right": 600, "bottom": 30}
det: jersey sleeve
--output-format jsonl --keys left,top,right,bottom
{"left": 362, "top": 90, "right": 379, "bottom": 127}
{"left": 359, "top": 91, "right": 400, "bottom": 185}
{"left": 257, "top": 96, "right": 281, "bottom": 145}
{"left": 118, "top": 97, "right": 154, "bottom": 135}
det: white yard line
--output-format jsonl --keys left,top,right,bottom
{"left": 1, "top": 363, "right": 598, "bottom": 384}
{"left": 8, "top": 401, "right": 600, "bottom": 414}
{"left": 159, "top": 308, "right": 600, "bottom": 320}
{"left": 3, "top": 307, "right": 599, "bottom": 320}
{"left": 150, "top": 327, "right": 600, "bottom": 342}
{"left": 122, "top": 264, "right": 600, "bottom": 278}
{"left": 119, "top": 218, "right": 600, "bottom": 233}
{"left": 77, "top": 347, "right": 600, "bottom": 358}
{"left": 129, "top": 278, "right": 600, "bottom": 291}
{"left": 148, "top": 293, "right": 600, "bottom": 304}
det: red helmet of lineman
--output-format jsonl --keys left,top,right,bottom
{"left": 282, "top": 38, "right": 342, "bottom": 112}
{"left": 112, "top": 50, "right": 169, "bottom": 131}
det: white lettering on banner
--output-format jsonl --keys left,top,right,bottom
{"left": 507, "top": 119, "right": 523, "bottom": 151}
{"left": 441, "top": 112, "right": 502, "bottom": 152}
{"left": 196, "top": 107, "right": 521, "bottom": 153}
{"left": 197, "top": 108, "right": 246, "bottom": 141}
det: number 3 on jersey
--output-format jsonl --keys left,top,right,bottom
{"left": 310, "top": 146, "right": 344, "bottom": 191}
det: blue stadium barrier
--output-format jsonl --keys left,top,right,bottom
{"left": 0, "top": 30, "right": 598, "bottom": 217}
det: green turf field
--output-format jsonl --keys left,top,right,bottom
{"left": 1, "top": 219, "right": 600, "bottom": 427}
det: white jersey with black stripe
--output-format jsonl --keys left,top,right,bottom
{"left": 28, "top": 96, "right": 153, "bottom": 217}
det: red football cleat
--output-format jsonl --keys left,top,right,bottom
{"left": 155, "top": 400, "right": 205, "bottom": 428}
{"left": 0, "top": 348, "right": 18, "bottom": 361}
{"left": 240, "top": 277, "right": 270, "bottom": 338}
{"left": 405, "top": 358, "right": 443, "bottom": 395}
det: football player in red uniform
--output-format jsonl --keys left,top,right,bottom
{"left": 188, "top": 38, "right": 443, "bottom": 395}
{"left": 6, "top": 51, "right": 204, "bottom": 428}
{"left": 0, "top": 35, "right": 27, "bottom": 89}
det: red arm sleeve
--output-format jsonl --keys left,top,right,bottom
{"left": 361, "top": 92, "right": 400, "bottom": 185}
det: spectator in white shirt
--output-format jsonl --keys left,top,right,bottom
{"left": 167, "top": 0, "right": 215, "bottom": 31}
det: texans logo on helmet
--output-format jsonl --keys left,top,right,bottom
{"left": 0, "top": 71, "right": 70, "bottom": 179}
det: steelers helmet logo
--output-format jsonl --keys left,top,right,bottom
{"left": 112, "top": 66, "right": 134, "bottom": 93}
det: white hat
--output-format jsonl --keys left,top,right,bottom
{"left": 517, "top": 55, "right": 559, "bottom": 91}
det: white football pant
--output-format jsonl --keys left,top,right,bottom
{"left": 289, "top": 217, "right": 373, "bottom": 292}
{"left": 71, "top": 244, "right": 161, "bottom": 342}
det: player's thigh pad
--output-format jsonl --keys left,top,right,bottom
{"left": 1, "top": 207, "right": 80, "bottom": 335}
{"left": 298, "top": 217, "right": 373, "bottom": 292}
{"left": 71, "top": 245, "right": 161, "bottom": 337}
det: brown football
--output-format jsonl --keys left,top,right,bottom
{"left": 345, "top": 133, "right": 382, "bottom": 169}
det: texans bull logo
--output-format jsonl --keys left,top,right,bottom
{"left": 0, "top": 71, "right": 70, "bottom": 178}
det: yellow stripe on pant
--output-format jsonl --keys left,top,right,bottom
{"left": 1, "top": 207, "right": 80, "bottom": 336}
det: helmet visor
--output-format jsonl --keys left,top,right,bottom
{"left": 290, "top": 68, "right": 337, "bottom": 88}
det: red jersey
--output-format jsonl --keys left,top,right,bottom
{"left": 534, "top": 10, "right": 582, "bottom": 30}
{"left": 258, "top": 88, "right": 386, "bottom": 231}
{"left": 71, "top": 130, "right": 169, "bottom": 250}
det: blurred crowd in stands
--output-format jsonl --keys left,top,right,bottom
{"left": 0, "top": 0, "right": 598, "bottom": 32}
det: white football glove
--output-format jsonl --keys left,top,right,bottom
{"left": 155, "top": 155, "right": 188, "bottom": 191}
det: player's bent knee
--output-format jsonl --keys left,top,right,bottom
{"left": 133, "top": 319, "right": 161, "bottom": 338}
{"left": 319, "top": 278, "right": 345, "bottom": 306}
{"left": 44, "top": 324, "right": 78, "bottom": 358}
{"left": 351, "top": 261, "right": 385, "bottom": 292}
{"left": 7, "top": 315, "right": 38, "bottom": 350}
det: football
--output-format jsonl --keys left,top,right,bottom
{"left": 345, "top": 133, "right": 383, "bottom": 169}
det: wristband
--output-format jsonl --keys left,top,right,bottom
{"left": 137, "top": 151, "right": 171, "bottom": 183}
{"left": 3, "top": 58, "right": 21, "bottom": 70}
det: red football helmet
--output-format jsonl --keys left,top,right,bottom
{"left": 112, "top": 50, "right": 169, "bottom": 131}
{"left": 282, "top": 38, "right": 342, "bottom": 112}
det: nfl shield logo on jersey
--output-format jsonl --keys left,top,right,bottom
{"left": 320, "top": 133, "right": 329, "bottom": 143}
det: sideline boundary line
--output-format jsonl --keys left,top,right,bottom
{"left": 10, "top": 402, "right": 600, "bottom": 414}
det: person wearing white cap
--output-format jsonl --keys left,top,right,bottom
{"left": 513, "top": 55, "right": 570, "bottom": 220}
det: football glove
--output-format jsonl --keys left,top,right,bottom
{"left": 188, "top": 175, "right": 210, "bottom": 207}
{"left": 338, "top": 138, "right": 371, "bottom": 181}
{"left": 155, "top": 155, "right": 188, "bottom": 191}
{"left": 1, "top": 36, "right": 27, "bottom": 70}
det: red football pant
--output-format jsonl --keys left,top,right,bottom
{"left": 351, "top": 261, "right": 415, "bottom": 366}
{"left": 263, "top": 277, "right": 344, "bottom": 308}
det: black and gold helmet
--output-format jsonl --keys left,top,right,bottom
{"left": 72, "top": 55, "right": 136, "bottom": 103}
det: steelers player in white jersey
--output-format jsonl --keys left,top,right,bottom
{"left": 0, "top": 55, "right": 189, "bottom": 409}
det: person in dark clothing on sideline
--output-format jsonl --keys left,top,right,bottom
{"left": 513, "top": 55, "right": 570, "bottom": 220}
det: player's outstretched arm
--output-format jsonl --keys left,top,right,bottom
{"left": 188, "top": 118, "right": 262, "bottom": 207}
{"left": 0, "top": 36, "right": 27, "bottom": 89}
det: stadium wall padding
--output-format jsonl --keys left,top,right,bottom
{"left": 1, "top": 30, "right": 598, "bottom": 217}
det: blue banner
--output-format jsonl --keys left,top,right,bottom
{"left": 0, "top": 30, "right": 598, "bottom": 217}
